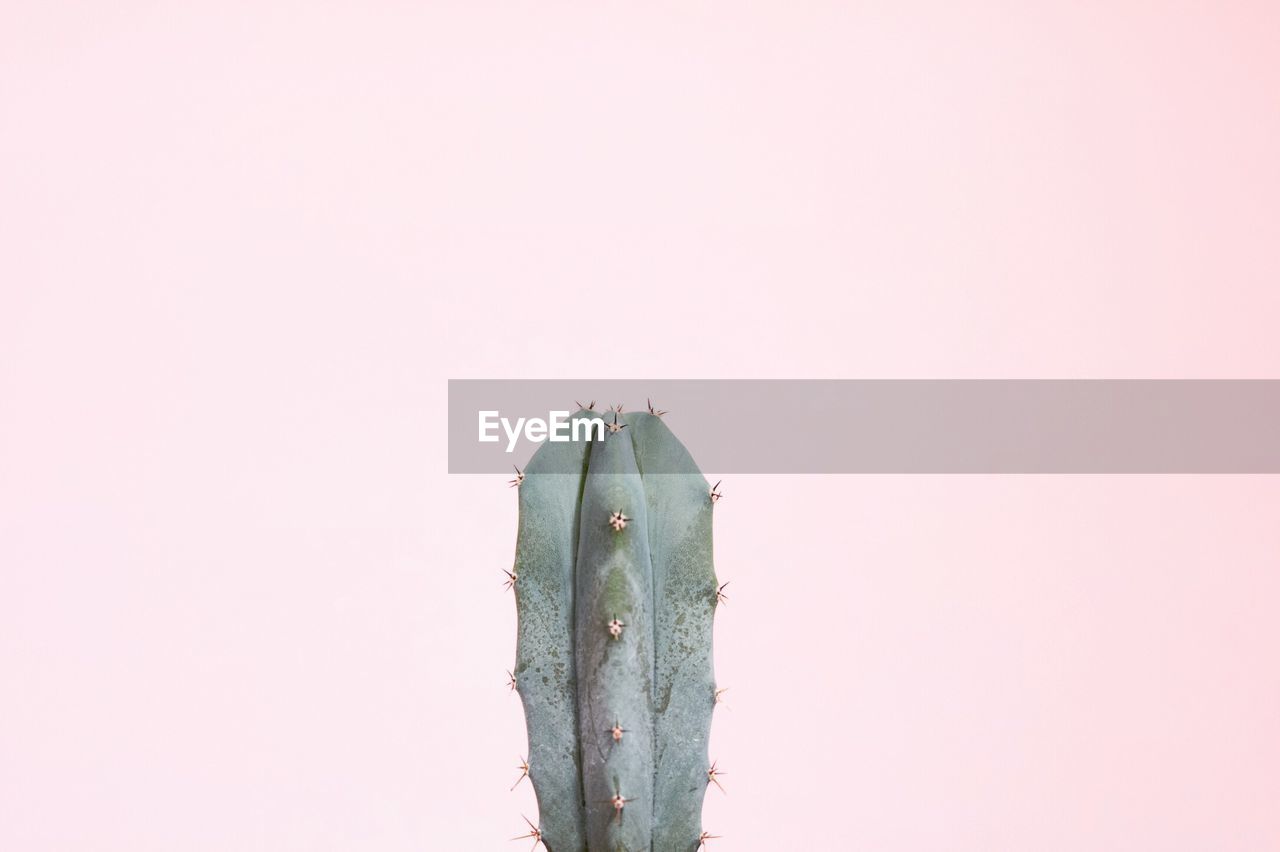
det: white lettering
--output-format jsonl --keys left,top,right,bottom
{"left": 484, "top": 411, "right": 607, "bottom": 452}
{"left": 574, "top": 417, "right": 606, "bottom": 442}
{"left": 478, "top": 411, "right": 500, "bottom": 442}
{"left": 502, "top": 417, "right": 526, "bottom": 453}
{"left": 549, "top": 411, "right": 570, "bottom": 442}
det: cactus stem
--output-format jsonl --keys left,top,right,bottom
{"left": 698, "top": 830, "right": 722, "bottom": 849}
{"left": 715, "top": 581, "right": 730, "bottom": 606}
{"left": 511, "top": 815, "right": 545, "bottom": 850}
{"left": 513, "top": 407, "right": 716, "bottom": 848}
{"left": 510, "top": 757, "right": 530, "bottom": 790}
{"left": 509, "top": 466, "right": 525, "bottom": 488}
{"left": 707, "top": 761, "right": 727, "bottom": 794}
{"left": 502, "top": 569, "right": 518, "bottom": 591}
{"left": 507, "top": 670, "right": 518, "bottom": 692}
{"left": 710, "top": 481, "right": 723, "bottom": 503}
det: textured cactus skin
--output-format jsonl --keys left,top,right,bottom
{"left": 512, "top": 414, "right": 592, "bottom": 851}
{"left": 512, "top": 409, "right": 718, "bottom": 852}
{"left": 629, "top": 415, "right": 718, "bottom": 851}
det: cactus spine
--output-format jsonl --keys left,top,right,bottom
{"left": 510, "top": 407, "right": 720, "bottom": 852}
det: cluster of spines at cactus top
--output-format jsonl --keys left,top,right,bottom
{"left": 504, "top": 402, "right": 726, "bottom": 852}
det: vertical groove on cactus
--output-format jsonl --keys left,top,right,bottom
{"left": 513, "top": 407, "right": 718, "bottom": 852}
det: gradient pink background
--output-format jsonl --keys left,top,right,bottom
{"left": 3, "top": 2, "right": 1279, "bottom": 849}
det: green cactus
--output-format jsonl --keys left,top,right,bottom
{"left": 508, "top": 405, "right": 722, "bottom": 852}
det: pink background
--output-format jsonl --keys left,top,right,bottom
{"left": 3, "top": 2, "right": 1279, "bottom": 849}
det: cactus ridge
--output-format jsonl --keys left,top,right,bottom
{"left": 512, "top": 408, "right": 719, "bottom": 852}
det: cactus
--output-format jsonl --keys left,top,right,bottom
{"left": 508, "top": 406, "right": 722, "bottom": 852}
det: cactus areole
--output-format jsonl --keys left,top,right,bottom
{"left": 508, "top": 406, "right": 721, "bottom": 852}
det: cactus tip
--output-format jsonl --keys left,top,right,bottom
{"left": 607, "top": 615, "right": 625, "bottom": 639}
{"left": 647, "top": 397, "right": 668, "bottom": 416}
{"left": 606, "top": 412, "right": 627, "bottom": 434}
{"left": 608, "top": 719, "right": 627, "bottom": 742}
{"left": 509, "top": 466, "right": 524, "bottom": 488}
{"left": 698, "top": 830, "right": 722, "bottom": 849}
{"left": 507, "top": 670, "right": 518, "bottom": 692}
{"left": 715, "top": 581, "right": 729, "bottom": 606}
{"left": 502, "top": 568, "right": 518, "bottom": 591}
{"left": 608, "top": 510, "right": 631, "bottom": 532}
{"left": 710, "top": 480, "right": 723, "bottom": 503}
